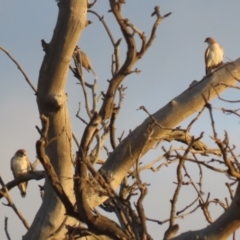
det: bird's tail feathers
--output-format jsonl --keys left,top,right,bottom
{"left": 21, "top": 191, "right": 26, "bottom": 198}
{"left": 19, "top": 183, "right": 27, "bottom": 198}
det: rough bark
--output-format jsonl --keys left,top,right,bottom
{"left": 23, "top": 1, "right": 87, "bottom": 239}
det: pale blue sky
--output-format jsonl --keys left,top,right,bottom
{"left": 1, "top": 1, "right": 240, "bottom": 239}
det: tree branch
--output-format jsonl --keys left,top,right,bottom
{"left": 170, "top": 182, "right": 240, "bottom": 240}
{"left": 94, "top": 59, "right": 240, "bottom": 208}
{"left": 0, "top": 171, "right": 45, "bottom": 199}
{"left": 0, "top": 46, "right": 37, "bottom": 94}
{"left": 0, "top": 176, "right": 30, "bottom": 230}
{"left": 25, "top": 1, "right": 88, "bottom": 238}
{"left": 36, "top": 115, "right": 77, "bottom": 218}
{"left": 4, "top": 217, "right": 11, "bottom": 240}
{"left": 164, "top": 129, "right": 221, "bottom": 156}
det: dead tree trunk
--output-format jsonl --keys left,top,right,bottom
{"left": 23, "top": 1, "right": 87, "bottom": 239}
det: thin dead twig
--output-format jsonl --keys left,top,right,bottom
{"left": 109, "top": 85, "right": 126, "bottom": 150}
{"left": 4, "top": 217, "right": 11, "bottom": 240}
{"left": 0, "top": 46, "right": 37, "bottom": 93}
{"left": 165, "top": 135, "right": 203, "bottom": 239}
{"left": 73, "top": 55, "right": 93, "bottom": 118}
{"left": 183, "top": 166, "right": 213, "bottom": 223}
{"left": 147, "top": 204, "right": 200, "bottom": 225}
{"left": 0, "top": 175, "right": 30, "bottom": 230}
{"left": 88, "top": 10, "right": 121, "bottom": 74}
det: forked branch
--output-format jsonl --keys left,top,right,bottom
{"left": 0, "top": 46, "right": 37, "bottom": 93}
{"left": 36, "top": 115, "right": 77, "bottom": 218}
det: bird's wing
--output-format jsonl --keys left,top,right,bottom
{"left": 76, "top": 50, "right": 82, "bottom": 65}
{"left": 220, "top": 45, "right": 224, "bottom": 59}
{"left": 10, "top": 157, "right": 18, "bottom": 179}
{"left": 26, "top": 157, "right": 32, "bottom": 171}
{"left": 204, "top": 47, "right": 210, "bottom": 66}
{"left": 10, "top": 157, "right": 15, "bottom": 173}
{"left": 10, "top": 157, "right": 14, "bottom": 171}
{"left": 80, "top": 50, "right": 91, "bottom": 72}
{"left": 205, "top": 47, "right": 211, "bottom": 74}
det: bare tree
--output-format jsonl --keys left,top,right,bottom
{"left": 1, "top": 1, "right": 240, "bottom": 240}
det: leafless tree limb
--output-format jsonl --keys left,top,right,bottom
{"left": 147, "top": 204, "right": 200, "bottom": 226}
{"left": 109, "top": 85, "right": 126, "bottom": 150}
{"left": 4, "top": 217, "right": 11, "bottom": 240}
{"left": 36, "top": 115, "right": 77, "bottom": 218}
{"left": 165, "top": 138, "right": 197, "bottom": 239}
{"left": 73, "top": 55, "right": 93, "bottom": 118}
{"left": 76, "top": 102, "right": 89, "bottom": 125}
{"left": 0, "top": 176, "right": 30, "bottom": 230}
{"left": 0, "top": 46, "right": 37, "bottom": 93}
{"left": 74, "top": 151, "right": 129, "bottom": 239}
{"left": 164, "top": 129, "right": 222, "bottom": 156}
{"left": 183, "top": 166, "right": 212, "bottom": 224}
{"left": 88, "top": 10, "right": 121, "bottom": 74}
{"left": 0, "top": 171, "right": 45, "bottom": 199}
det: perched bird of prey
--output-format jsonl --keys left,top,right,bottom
{"left": 73, "top": 46, "right": 97, "bottom": 79}
{"left": 204, "top": 37, "right": 224, "bottom": 75}
{"left": 10, "top": 149, "right": 31, "bottom": 197}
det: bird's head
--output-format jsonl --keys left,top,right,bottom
{"left": 204, "top": 37, "right": 217, "bottom": 44}
{"left": 15, "top": 149, "right": 27, "bottom": 157}
{"left": 74, "top": 46, "right": 80, "bottom": 51}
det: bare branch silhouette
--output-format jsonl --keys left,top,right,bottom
{"left": 0, "top": 46, "right": 37, "bottom": 93}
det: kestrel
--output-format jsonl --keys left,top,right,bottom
{"left": 10, "top": 149, "right": 31, "bottom": 197}
{"left": 204, "top": 37, "right": 224, "bottom": 75}
{"left": 73, "top": 46, "right": 97, "bottom": 79}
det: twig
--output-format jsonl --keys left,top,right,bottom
{"left": 88, "top": 0, "right": 97, "bottom": 9}
{"left": 0, "top": 175, "right": 30, "bottom": 229}
{"left": 147, "top": 204, "right": 200, "bottom": 225}
{"left": 4, "top": 217, "right": 11, "bottom": 240}
{"left": 76, "top": 102, "right": 88, "bottom": 125}
{"left": 88, "top": 10, "right": 121, "bottom": 74}
{"left": 0, "top": 46, "right": 37, "bottom": 93}
{"left": 109, "top": 85, "right": 126, "bottom": 150}
{"left": 226, "top": 182, "right": 235, "bottom": 200}
{"left": 109, "top": 108, "right": 117, "bottom": 150}
{"left": 186, "top": 105, "right": 205, "bottom": 133}
{"left": 176, "top": 196, "right": 200, "bottom": 215}
{"left": 214, "top": 83, "right": 240, "bottom": 103}
{"left": 183, "top": 166, "right": 213, "bottom": 223}
{"left": 164, "top": 129, "right": 221, "bottom": 156}
{"left": 140, "top": 6, "right": 171, "bottom": 57}
{"left": 0, "top": 171, "right": 45, "bottom": 199}
{"left": 166, "top": 136, "right": 201, "bottom": 238}
{"left": 72, "top": 132, "right": 80, "bottom": 148}
{"left": 73, "top": 56, "right": 93, "bottom": 118}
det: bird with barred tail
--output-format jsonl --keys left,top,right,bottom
{"left": 10, "top": 149, "right": 31, "bottom": 197}
{"left": 204, "top": 37, "right": 224, "bottom": 75}
{"left": 73, "top": 46, "right": 97, "bottom": 79}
